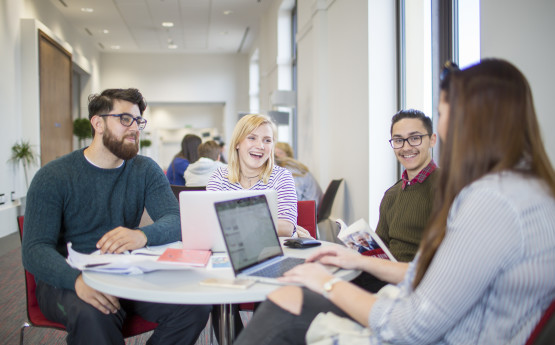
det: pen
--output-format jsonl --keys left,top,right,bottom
{"left": 85, "top": 262, "right": 110, "bottom": 268}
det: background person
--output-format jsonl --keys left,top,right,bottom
{"left": 166, "top": 133, "right": 201, "bottom": 185}
{"left": 275, "top": 156, "right": 323, "bottom": 209}
{"left": 275, "top": 141, "right": 294, "bottom": 159}
{"left": 22, "top": 88, "right": 211, "bottom": 345}
{"left": 350, "top": 109, "right": 438, "bottom": 292}
{"left": 234, "top": 58, "right": 555, "bottom": 345}
{"left": 184, "top": 140, "right": 226, "bottom": 187}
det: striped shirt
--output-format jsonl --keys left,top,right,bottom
{"left": 206, "top": 165, "right": 297, "bottom": 225}
{"left": 370, "top": 171, "right": 555, "bottom": 344}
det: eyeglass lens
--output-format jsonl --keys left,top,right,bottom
{"left": 390, "top": 135, "right": 423, "bottom": 148}
{"left": 120, "top": 114, "right": 146, "bottom": 129}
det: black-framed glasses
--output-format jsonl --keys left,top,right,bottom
{"left": 389, "top": 134, "right": 431, "bottom": 149}
{"left": 99, "top": 113, "right": 147, "bottom": 130}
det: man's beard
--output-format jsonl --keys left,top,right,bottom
{"left": 103, "top": 126, "right": 139, "bottom": 160}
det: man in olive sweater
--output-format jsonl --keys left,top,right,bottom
{"left": 353, "top": 109, "right": 438, "bottom": 291}
{"left": 22, "top": 88, "right": 210, "bottom": 345}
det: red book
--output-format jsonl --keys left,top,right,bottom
{"left": 157, "top": 248, "right": 211, "bottom": 267}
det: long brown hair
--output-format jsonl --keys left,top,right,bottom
{"left": 413, "top": 59, "right": 555, "bottom": 288}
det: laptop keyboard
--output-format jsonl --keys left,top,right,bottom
{"left": 251, "top": 257, "right": 306, "bottom": 278}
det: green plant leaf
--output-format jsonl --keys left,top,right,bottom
{"left": 73, "top": 118, "right": 92, "bottom": 140}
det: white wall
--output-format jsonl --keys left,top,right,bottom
{"left": 99, "top": 53, "right": 249, "bottom": 148}
{"left": 480, "top": 0, "right": 555, "bottom": 165}
{"left": 0, "top": 0, "right": 100, "bottom": 237}
{"left": 294, "top": 0, "right": 381, "bottom": 225}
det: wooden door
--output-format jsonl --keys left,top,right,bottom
{"left": 39, "top": 30, "right": 73, "bottom": 166}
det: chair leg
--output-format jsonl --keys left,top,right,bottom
{"left": 20, "top": 322, "right": 30, "bottom": 345}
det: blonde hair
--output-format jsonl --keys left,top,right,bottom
{"left": 275, "top": 142, "right": 294, "bottom": 158}
{"left": 275, "top": 156, "right": 309, "bottom": 177}
{"left": 227, "top": 114, "right": 277, "bottom": 184}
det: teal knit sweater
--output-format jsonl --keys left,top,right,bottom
{"left": 22, "top": 149, "right": 180, "bottom": 291}
{"left": 375, "top": 171, "right": 438, "bottom": 262}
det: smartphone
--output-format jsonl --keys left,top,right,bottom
{"left": 200, "top": 278, "right": 255, "bottom": 289}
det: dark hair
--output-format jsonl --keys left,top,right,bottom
{"left": 87, "top": 88, "right": 147, "bottom": 136}
{"left": 390, "top": 109, "right": 433, "bottom": 135}
{"left": 197, "top": 140, "right": 221, "bottom": 161}
{"left": 413, "top": 58, "right": 555, "bottom": 288}
{"left": 176, "top": 134, "right": 202, "bottom": 163}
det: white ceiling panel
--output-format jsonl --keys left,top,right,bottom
{"left": 48, "top": 0, "right": 272, "bottom": 54}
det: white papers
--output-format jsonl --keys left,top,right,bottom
{"left": 66, "top": 241, "right": 192, "bottom": 274}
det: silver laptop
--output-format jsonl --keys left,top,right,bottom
{"left": 179, "top": 190, "right": 278, "bottom": 253}
{"left": 214, "top": 195, "right": 306, "bottom": 284}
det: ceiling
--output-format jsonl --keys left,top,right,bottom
{"left": 49, "top": 0, "right": 273, "bottom": 54}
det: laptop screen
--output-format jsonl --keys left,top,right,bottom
{"left": 214, "top": 195, "right": 283, "bottom": 273}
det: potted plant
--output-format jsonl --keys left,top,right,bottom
{"left": 140, "top": 139, "right": 152, "bottom": 156}
{"left": 73, "top": 118, "right": 92, "bottom": 148}
{"left": 9, "top": 140, "right": 39, "bottom": 189}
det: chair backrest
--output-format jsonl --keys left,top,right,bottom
{"left": 297, "top": 200, "right": 317, "bottom": 238}
{"left": 526, "top": 299, "right": 555, "bottom": 345}
{"left": 18, "top": 216, "right": 66, "bottom": 330}
{"left": 170, "top": 184, "right": 206, "bottom": 200}
{"left": 317, "top": 179, "right": 343, "bottom": 223}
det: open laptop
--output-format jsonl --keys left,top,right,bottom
{"left": 179, "top": 190, "right": 278, "bottom": 253}
{"left": 214, "top": 194, "right": 306, "bottom": 284}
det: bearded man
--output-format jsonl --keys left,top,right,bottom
{"left": 22, "top": 88, "right": 210, "bottom": 345}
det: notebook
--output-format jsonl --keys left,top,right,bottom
{"left": 214, "top": 194, "right": 306, "bottom": 284}
{"left": 179, "top": 190, "right": 278, "bottom": 253}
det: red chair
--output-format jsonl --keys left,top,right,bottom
{"left": 297, "top": 200, "right": 317, "bottom": 238}
{"left": 18, "top": 216, "right": 158, "bottom": 344}
{"left": 525, "top": 299, "right": 555, "bottom": 345}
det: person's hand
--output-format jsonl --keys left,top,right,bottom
{"left": 305, "top": 245, "right": 363, "bottom": 270}
{"left": 278, "top": 262, "right": 335, "bottom": 294}
{"left": 96, "top": 227, "right": 147, "bottom": 254}
{"left": 75, "top": 275, "right": 120, "bottom": 314}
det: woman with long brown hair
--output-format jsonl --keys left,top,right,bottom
{"left": 234, "top": 59, "right": 555, "bottom": 345}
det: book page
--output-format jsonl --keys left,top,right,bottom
{"left": 336, "top": 218, "right": 397, "bottom": 262}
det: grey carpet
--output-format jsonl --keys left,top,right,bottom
{"left": 0, "top": 246, "right": 217, "bottom": 345}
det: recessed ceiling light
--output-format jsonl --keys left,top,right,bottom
{"left": 162, "top": 22, "right": 174, "bottom": 28}
{"left": 168, "top": 44, "right": 178, "bottom": 49}
{"left": 103, "top": 29, "right": 110, "bottom": 34}
{"left": 81, "top": 7, "right": 94, "bottom": 13}
{"left": 111, "top": 45, "right": 121, "bottom": 50}
{"left": 223, "top": 10, "right": 233, "bottom": 15}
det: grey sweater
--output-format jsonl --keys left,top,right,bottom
{"left": 22, "top": 149, "right": 180, "bottom": 291}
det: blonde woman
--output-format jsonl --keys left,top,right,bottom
{"left": 207, "top": 114, "right": 302, "bottom": 237}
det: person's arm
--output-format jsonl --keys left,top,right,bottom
{"left": 273, "top": 167, "right": 298, "bottom": 236}
{"left": 279, "top": 262, "right": 377, "bottom": 326}
{"left": 375, "top": 185, "right": 398, "bottom": 246}
{"left": 137, "top": 158, "right": 181, "bottom": 246}
{"left": 21, "top": 164, "right": 83, "bottom": 291}
{"left": 306, "top": 245, "right": 408, "bottom": 284}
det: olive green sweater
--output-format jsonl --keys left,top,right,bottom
{"left": 375, "top": 171, "right": 438, "bottom": 262}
